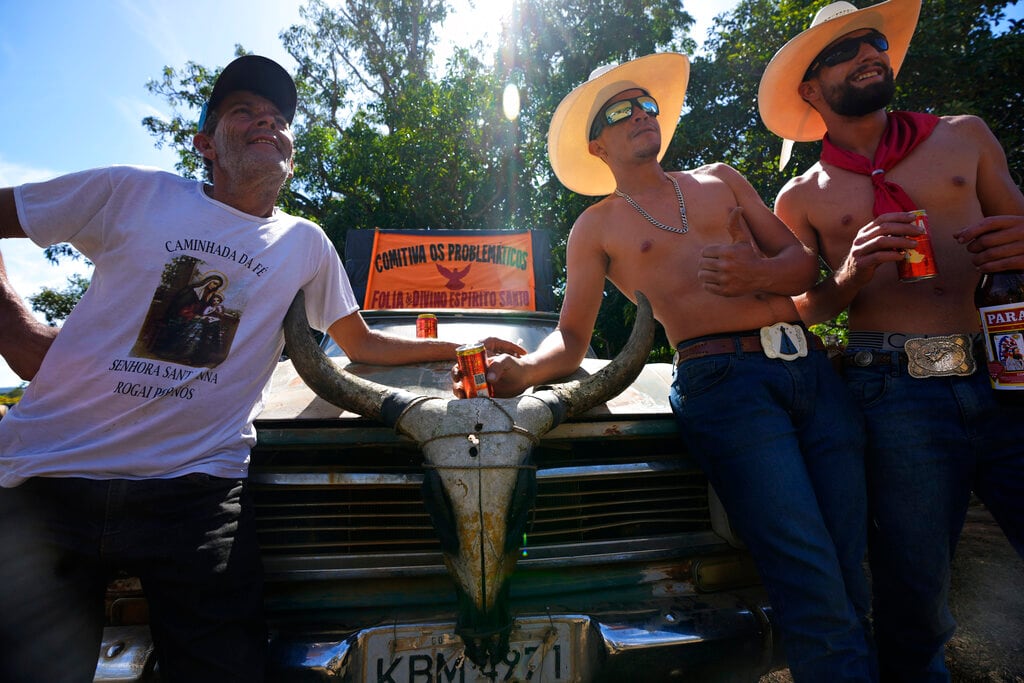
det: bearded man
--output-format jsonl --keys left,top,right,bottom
{"left": 760, "top": 1, "right": 1024, "bottom": 680}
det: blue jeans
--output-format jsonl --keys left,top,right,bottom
{"left": 0, "top": 475, "right": 266, "bottom": 682}
{"left": 844, "top": 352, "right": 1024, "bottom": 682}
{"left": 670, "top": 341, "right": 874, "bottom": 682}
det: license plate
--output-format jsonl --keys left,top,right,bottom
{"left": 362, "top": 617, "right": 572, "bottom": 682}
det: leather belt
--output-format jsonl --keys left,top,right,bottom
{"left": 675, "top": 337, "right": 764, "bottom": 365}
{"left": 844, "top": 350, "right": 899, "bottom": 367}
{"left": 675, "top": 331, "right": 824, "bottom": 366}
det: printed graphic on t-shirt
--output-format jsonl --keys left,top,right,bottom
{"left": 132, "top": 255, "right": 242, "bottom": 368}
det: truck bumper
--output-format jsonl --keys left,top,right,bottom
{"left": 95, "top": 591, "right": 779, "bottom": 681}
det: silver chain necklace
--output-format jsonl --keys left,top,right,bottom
{"left": 614, "top": 174, "right": 689, "bottom": 234}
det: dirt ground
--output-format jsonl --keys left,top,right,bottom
{"left": 759, "top": 505, "right": 1024, "bottom": 683}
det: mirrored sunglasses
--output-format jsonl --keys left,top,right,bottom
{"left": 589, "top": 95, "right": 659, "bottom": 140}
{"left": 804, "top": 31, "right": 889, "bottom": 80}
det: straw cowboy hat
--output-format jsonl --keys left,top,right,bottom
{"left": 547, "top": 53, "right": 689, "bottom": 196}
{"left": 758, "top": 0, "right": 922, "bottom": 145}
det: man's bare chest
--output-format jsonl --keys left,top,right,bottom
{"left": 812, "top": 152, "right": 977, "bottom": 250}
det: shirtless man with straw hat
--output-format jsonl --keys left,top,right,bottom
{"left": 760, "top": 1, "right": 1024, "bottom": 679}
{"left": 476, "top": 53, "right": 877, "bottom": 681}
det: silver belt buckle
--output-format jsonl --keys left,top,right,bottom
{"left": 760, "top": 322, "right": 808, "bottom": 361}
{"left": 904, "top": 335, "right": 976, "bottom": 378}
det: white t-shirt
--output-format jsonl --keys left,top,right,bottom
{"left": 0, "top": 166, "right": 358, "bottom": 486}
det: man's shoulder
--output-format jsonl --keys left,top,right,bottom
{"left": 774, "top": 163, "right": 830, "bottom": 221}
{"left": 571, "top": 194, "right": 625, "bottom": 243}
{"left": 104, "top": 164, "right": 186, "bottom": 181}
{"left": 277, "top": 211, "right": 326, "bottom": 236}
{"left": 935, "top": 112, "right": 986, "bottom": 127}
{"left": 778, "top": 162, "right": 827, "bottom": 197}
{"left": 684, "top": 162, "right": 737, "bottom": 182}
{"left": 25, "top": 165, "right": 194, "bottom": 205}
{"left": 690, "top": 162, "right": 731, "bottom": 175}
{"left": 934, "top": 113, "right": 993, "bottom": 139}
{"left": 909, "top": 113, "right": 998, "bottom": 161}
{"left": 575, "top": 195, "right": 614, "bottom": 226}
{"left": 44, "top": 164, "right": 183, "bottom": 186}
{"left": 94, "top": 165, "right": 196, "bottom": 196}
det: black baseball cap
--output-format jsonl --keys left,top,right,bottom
{"left": 199, "top": 55, "right": 297, "bottom": 129}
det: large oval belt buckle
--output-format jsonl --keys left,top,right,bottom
{"left": 760, "top": 322, "right": 808, "bottom": 361}
{"left": 904, "top": 335, "right": 976, "bottom": 378}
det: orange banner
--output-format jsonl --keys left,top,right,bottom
{"left": 364, "top": 231, "right": 536, "bottom": 310}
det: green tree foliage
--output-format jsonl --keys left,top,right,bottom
{"left": 284, "top": 0, "right": 449, "bottom": 131}
{"left": 289, "top": 47, "right": 516, "bottom": 241}
{"left": 280, "top": 0, "right": 506, "bottom": 239}
{"left": 27, "top": 273, "right": 89, "bottom": 325}
{"left": 143, "top": 60, "right": 222, "bottom": 181}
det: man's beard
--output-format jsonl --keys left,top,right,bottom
{"left": 215, "top": 129, "right": 294, "bottom": 189}
{"left": 823, "top": 67, "right": 896, "bottom": 117}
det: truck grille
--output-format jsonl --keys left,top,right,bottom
{"left": 250, "top": 462, "right": 710, "bottom": 559}
{"left": 249, "top": 421, "right": 723, "bottom": 577}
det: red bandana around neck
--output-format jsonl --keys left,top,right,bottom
{"left": 820, "top": 111, "right": 940, "bottom": 217}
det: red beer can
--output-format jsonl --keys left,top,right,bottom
{"left": 416, "top": 313, "right": 437, "bottom": 339}
{"left": 897, "top": 210, "right": 939, "bottom": 282}
{"left": 456, "top": 342, "right": 490, "bottom": 398}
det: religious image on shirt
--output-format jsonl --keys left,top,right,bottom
{"left": 131, "top": 255, "right": 242, "bottom": 368}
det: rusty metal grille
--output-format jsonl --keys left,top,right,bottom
{"left": 250, "top": 466, "right": 711, "bottom": 558}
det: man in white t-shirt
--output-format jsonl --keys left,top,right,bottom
{"left": 0, "top": 55, "right": 521, "bottom": 682}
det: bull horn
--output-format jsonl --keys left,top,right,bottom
{"left": 537, "top": 291, "right": 654, "bottom": 422}
{"left": 282, "top": 291, "right": 417, "bottom": 425}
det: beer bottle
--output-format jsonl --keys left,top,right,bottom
{"left": 975, "top": 270, "right": 1024, "bottom": 403}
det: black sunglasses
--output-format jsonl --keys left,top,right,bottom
{"left": 589, "top": 95, "right": 659, "bottom": 140}
{"left": 804, "top": 31, "right": 889, "bottom": 80}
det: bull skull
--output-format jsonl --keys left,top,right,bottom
{"left": 283, "top": 292, "right": 654, "bottom": 667}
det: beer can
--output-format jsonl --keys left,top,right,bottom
{"left": 416, "top": 313, "right": 437, "bottom": 339}
{"left": 456, "top": 342, "right": 490, "bottom": 398}
{"left": 897, "top": 210, "right": 939, "bottom": 282}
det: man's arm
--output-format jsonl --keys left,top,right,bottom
{"left": 327, "top": 311, "right": 458, "bottom": 364}
{"left": 327, "top": 310, "right": 525, "bottom": 366}
{"left": 0, "top": 188, "right": 22, "bottom": 240}
{"left": 484, "top": 214, "right": 608, "bottom": 398}
{"left": 953, "top": 115, "right": 1024, "bottom": 272}
{"left": 1, "top": 187, "right": 58, "bottom": 380}
{"left": 698, "top": 164, "right": 818, "bottom": 298}
{"left": 774, "top": 177, "right": 921, "bottom": 325}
